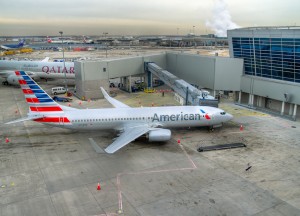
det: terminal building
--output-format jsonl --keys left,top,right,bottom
{"left": 74, "top": 26, "right": 300, "bottom": 121}
{"left": 74, "top": 52, "right": 243, "bottom": 106}
{"left": 228, "top": 26, "right": 300, "bottom": 120}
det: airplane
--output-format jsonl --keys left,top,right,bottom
{"left": 47, "top": 36, "right": 65, "bottom": 44}
{"left": 0, "top": 58, "right": 75, "bottom": 85}
{"left": 47, "top": 36, "right": 81, "bottom": 44}
{"left": 5, "top": 71, "right": 233, "bottom": 154}
{"left": 1, "top": 40, "right": 25, "bottom": 50}
{"left": 83, "top": 36, "right": 94, "bottom": 44}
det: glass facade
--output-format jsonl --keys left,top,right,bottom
{"left": 232, "top": 37, "right": 300, "bottom": 83}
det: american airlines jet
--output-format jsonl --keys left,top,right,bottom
{"left": 6, "top": 71, "right": 233, "bottom": 153}
{"left": 0, "top": 59, "right": 74, "bottom": 85}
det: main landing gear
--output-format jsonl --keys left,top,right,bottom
{"left": 208, "top": 126, "right": 215, "bottom": 132}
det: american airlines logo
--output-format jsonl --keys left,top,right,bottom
{"left": 152, "top": 112, "right": 201, "bottom": 122}
{"left": 42, "top": 66, "right": 75, "bottom": 74}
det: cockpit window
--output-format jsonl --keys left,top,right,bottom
{"left": 220, "top": 112, "right": 226, "bottom": 115}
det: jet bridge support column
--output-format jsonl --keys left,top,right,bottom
{"left": 281, "top": 101, "right": 285, "bottom": 115}
{"left": 238, "top": 91, "right": 242, "bottom": 104}
{"left": 148, "top": 71, "right": 152, "bottom": 88}
{"left": 293, "top": 104, "right": 297, "bottom": 120}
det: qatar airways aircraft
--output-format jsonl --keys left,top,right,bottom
{"left": 6, "top": 71, "right": 233, "bottom": 153}
{"left": 0, "top": 58, "right": 74, "bottom": 85}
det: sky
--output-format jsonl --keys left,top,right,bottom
{"left": 0, "top": 0, "right": 299, "bottom": 36}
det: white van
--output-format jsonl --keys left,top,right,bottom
{"left": 51, "top": 87, "right": 66, "bottom": 95}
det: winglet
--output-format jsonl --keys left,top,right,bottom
{"left": 100, "top": 87, "right": 130, "bottom": 108}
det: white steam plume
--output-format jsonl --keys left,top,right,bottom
{"left": 206, "top": 0, "right": 239, "bottom": 37}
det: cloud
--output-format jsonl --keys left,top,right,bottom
{"left": 0, "top": 0, "right": 300, "bottom": 36}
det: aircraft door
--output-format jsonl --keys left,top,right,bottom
{"left": 59, "top": 117, "right": 64, "bottom": 125}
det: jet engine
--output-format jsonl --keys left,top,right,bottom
{"left": 4, "top": 72, "right": 40, "bottom": 85}
{"left": 148, "top": 129, "right": 171, "bottom": 142}
{"left": 6, "top": 74, "right": 19, "bottom": 85}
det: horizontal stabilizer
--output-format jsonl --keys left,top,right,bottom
{"left": 5, "top": 115, "right": 43, "bottom": 124}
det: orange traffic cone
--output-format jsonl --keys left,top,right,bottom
{"left": 240, "top": 125, "right": 244, "bottom": 131}
{"left": 177, "top": 139, "right": 181, "bottom": 144}
{"left": 5, "top": 138, "right": 10, "bottom": 143}
{"left": 97, "top": 182, "right": 101, "bottom": 190}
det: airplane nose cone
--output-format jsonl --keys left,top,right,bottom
{"left": 227, "top": 113, "right": 233, "bottom": 121}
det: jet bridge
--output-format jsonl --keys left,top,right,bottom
{"left": 145, "top": 62, "right": 218, "bottom": 107}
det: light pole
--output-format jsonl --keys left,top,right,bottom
{"left": 103, "top": 32, "right": 108, "bottom": 58}
{"left": 59, "top": 31, "right": 68, "bottom": 92}
{"left": 192, "top": 26, "right": 196, "bottom": 48}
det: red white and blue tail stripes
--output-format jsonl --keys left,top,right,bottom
{"left": 16, "top": 71, "right": 63, "bottom": 113}
{"left": 15, "top": 71, "right": 71, "bottom": 124}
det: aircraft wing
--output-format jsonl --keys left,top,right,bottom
{"left": 105, "top": 124, "right": 150, "bottom": 153}
{"left": 100, "top": 87, "right": 130, "bottom": 108}
{"left": 0, "top": 71, "right": 13, "bottom": 78}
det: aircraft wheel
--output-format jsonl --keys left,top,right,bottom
{"left": 208, "top": 126, "right": 214, "bottom": 132}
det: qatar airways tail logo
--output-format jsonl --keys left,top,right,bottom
{"left": 42, "top": 66, "right": 74, "bottom": 74}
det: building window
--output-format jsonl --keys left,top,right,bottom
{"left": 232, "top": 36, "right": 300, "bottom": 83}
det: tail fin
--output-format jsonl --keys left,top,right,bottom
{"left": 47, "top": 36, "right": 52, "bottom": 43}
{"left": 16, "top": 71, "right": 64, "bottom": 113}
{"left": 18, "top": 40, "right": 25, "bottom": 47}
{"left": 6, "top": 71, "right": 76, "bottom": 125}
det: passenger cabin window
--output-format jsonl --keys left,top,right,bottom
{"left": 220, "top": 112, "right": 226, "bottom": 115}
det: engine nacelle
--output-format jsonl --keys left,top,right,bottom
{"left": 6, "top": 74, "right": 19, "bottom": 85}
{"left": 148, "top": 129, "right": 171, "bottom": 142}
{"left": 5, "top": 72, "right": 40, "bottom": 85}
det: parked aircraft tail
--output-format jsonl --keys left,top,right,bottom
{"left": 46, "top": 36, "right": 52, "bottom": 43}
{"left": 6, "top": 71, "right": 76, "bottom": 124}
{"left": 18, "top": 40, "right": 25, "bottom": 47}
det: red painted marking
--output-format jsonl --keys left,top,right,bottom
{"left": 34, "top": 117, "right": 70, "bottom": 123}
{"left": 19, "top": 80, "right": 26, "bottom": 85}
{"left": 23, "top": 89, "right": 34, "bottom": 94}
{"left": 15, "top": 71, "right": 21, "bottom": 76}
{"left": 26, "top": 98, "right": 39, "bottom": 103}
{"left": 205, "top": 114, "right": 211, "bottom": 120}
{"left": 30, "top": 106, "right": 63, "bottom": 112}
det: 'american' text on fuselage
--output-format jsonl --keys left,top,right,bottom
{"left": 152, "top": 113, "right": 201, "bottom": 122}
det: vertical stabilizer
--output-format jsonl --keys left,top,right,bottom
{"left": 16, "top": 71, "right": 64, "bottom": 113}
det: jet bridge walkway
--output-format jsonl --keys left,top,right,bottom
{"left": 145, "top": 62, "right": 218, "bottom": 107}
